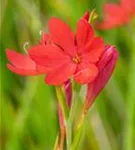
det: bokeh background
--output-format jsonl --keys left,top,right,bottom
{"left": 1, "top": 0, "right": 135, "bottom": 150}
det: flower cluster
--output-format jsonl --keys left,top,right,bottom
{"left": 6, "top": 12, "right": 118, "bottom": 87}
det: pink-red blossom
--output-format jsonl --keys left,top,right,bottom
{"left": 29, "top": 15, "right": 104, "bottom": 85}
{"left": 97, "top": 0, "right": 135, "bottom": 30}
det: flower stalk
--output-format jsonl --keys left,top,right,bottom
{"left": 53, "top": 134, "right": 60, "bottom": 150}
{"left": 56, "top": 86, "right": 72, "bottom": 150}
{"left": 59, "top": 127, "right": 65, "bottom": 150}
{"left": 55, "top": 86, "right": 69, "bottom": 122}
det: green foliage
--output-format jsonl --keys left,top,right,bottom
{"left": 0, "top": 0, "right": 135, "bottom": 150}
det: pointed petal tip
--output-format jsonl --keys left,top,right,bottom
{"left": 48, "top": 17, "right": 75, "bottom": 56}
{"left": 105, "top": 45, "right": 119, "bottom": 57}
{"left": 76, "top": 19, "right": 94, "bottom": 51}
{"left": 83, "top": 11, "right": 90, "bottom": 21}
{"left": 7, "top": 64, "right": 43, "bottom": 76}
{"left": 6, "top": 64, "right": 21, "bottom": 75}
{"left": 98, "top": 45, "right": 118, "bottom": 71}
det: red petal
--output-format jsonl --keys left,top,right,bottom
{"left": 76, "top": 19, "right": 94, "bottom": 52}
{"left": 7, "top": 64, "right": 43, "bottom": 76}
{"left": 74, "top": 62, "right": 98, "bottom": 84}
{"left": 48, "top": 17, "right": 75, "bottom": 56}
{"left": 104, "top": 4, "right": 122, "bottom": 15}
{"left": 36, "top": 65, "right": 52, "bottom": 73}
{"left": 45, "top": 62, "right": 76, "bottom": 85}
{"left": 82, "top": 37, "right": 104, "bottom": 62}
{"left": 96, "top": 4, "right": 126, "bottom": 30}
{"left": 29, "top": 45, "right": 70, "bottom": 69}
{"left": 121, "top": 0, "right": 135, "bottom": 13}
{"left": 6, "top": 49, "right": 48, "bottom": 75}
{"left": 6, "top": 49, "right": 36, "bottom": 70}
{"left": 82, "top": 11, "right": 90, "bottom": 21}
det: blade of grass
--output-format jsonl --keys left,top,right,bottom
{"left": 5, "top": 77, "right": 38, "bottom": 150}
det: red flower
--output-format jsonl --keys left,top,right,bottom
{"left": 6, "top": 32, "right": 51, "bottom": 76}
{"left": 6, "top": 12, "right": 118, "bottom": 86}
{"left": 29, "top": 14, "right": 105, "bottom": 85}
{"left": 97, "top": 0, "right": 135, "bottom": 30}
{"left": 85, "top": 45, "right": 118, "bottom": 108}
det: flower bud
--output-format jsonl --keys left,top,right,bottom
{"left": 86, "top": 45, "right": 118, "bottom": 107}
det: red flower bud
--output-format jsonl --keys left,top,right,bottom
{"left": 86, "top": 45, "right": 118, "bottom": 107}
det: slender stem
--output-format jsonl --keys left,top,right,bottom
{"left": 69, "top": 116, "right": 85, "bottom": 150}
{"left": 59, "top": 127, "right": 65, "bottom": 150}
{"left": 66, "top": 92, "right": 78, "bottom": 149}
{"left": 58, "top": 105, "right": 66, "bottom": 150}
{"left": 70, "top": 101, "right": 88, "bottom": 150}
{"left": 69, "top": 90, "right": 80, "bottom": 123}
{"left": 66, "top": 121, "right": 72, "bottom": 150}
{"left": 55, "top": 86, "right": 69, "bottom": 121}
{"left": 77, "top": 102, "right": 88, "bottom": 130}
{"left": 67, "top": 83, "right": 82, "bottom": 149}
{"left": 55, "top": 86, "right": 70, "bottom": 150}
{"left": 66, "top": 91, "right": 76, "bottom": 149}
{"left": 53, "top": 133, "right": 60, "bottom": 150}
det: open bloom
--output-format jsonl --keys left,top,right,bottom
{"left": 97, "top": 0, "right": 135, "bottom": 30}
{"left": 6, "top": 12, "right": 118, "bottom": 86}
{"left": 85, "top": 45, "right": 118, "bottom": 109}
{"left": 29, "top": 14, "right": 105, "bottom": 85}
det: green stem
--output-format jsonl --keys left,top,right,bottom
{"left": 69, "top": 91, "right": 80, "bottom": 123}
{"left": 69, "top": 117, "right": 85, "bottom": 150}
{"left": 53, "top": 133, "right": 60, "bottom": 150}
{"left": 70, "top": 107, "right": 87, "bottom": 150}
{"left": 55, "top": 86, "right": 69, "bottom": 121}
{"left": 55, "top": 86, "right": 70, "bottom": 149}
{"left": 66, "top": 89, "right": 77, "bottom": 149}
{"left": 67, "top": 83, "right": 82, "bottom": 149}
{"left": 66, "top": 121, "right": 72, "bottom": 150}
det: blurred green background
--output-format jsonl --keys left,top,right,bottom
{"left": 0, "top": 0, "right": 135, "bottom": 150}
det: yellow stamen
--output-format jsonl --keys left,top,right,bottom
{"left": 72, "top": 55, "right": 81, "bottom": 64}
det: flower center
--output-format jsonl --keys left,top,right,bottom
{"left": 72, "top": 55, "right": 81, "bottom": 64}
